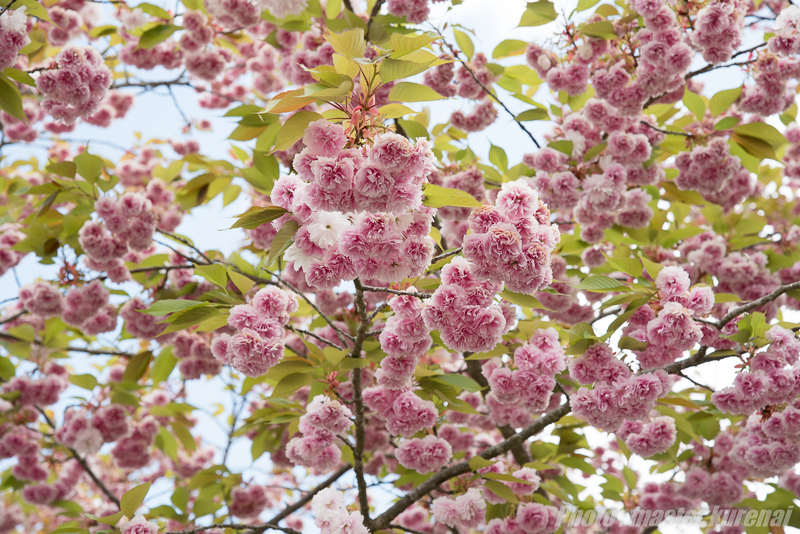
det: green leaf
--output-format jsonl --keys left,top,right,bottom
{"left": 3, "top": 68, "right": 35, "bottom": 87}
{"left": 714, "top": 116, "right": 740, "bottom": 130}
{"left": 388, "top": 82, "right": 444, "bottom": 102}
{"left": 730, "top": 134, "right": 777, "bottom": 160}
{"left": 325, "top": 0, "right": 342, "bottom": 17}
{"left": 576, "top": 0, "right": 601, "bottom": 11}
{"left": 137, "top": 2, "right": 172, "bottom": 19}
{"left": 140, "top": 299, "right": 205, "bottom": 315}
{"left": 137, "top": 24, "right": 181, "bottom": 49}
{"left": 580, "top": 21, "right": 616, "bottom": 39}
{"left": 709, "top": 86, "right": 742, "bottom": 117}
{"left": 171, "top": 487, "right": 189, "bottom": 513}
{"left": 273, "top": 111, "right": 324, "bottom": 152}
{"left": 422, "top": 184, "right": 482, "bottom": 208}
{"left": 682, "top": 91, "right": 705, "bottom": 121}
{"left": 151, "top": 349, "right": 177, "bottom": 383}
{"left": 195, "top": 264, "right": 228, "bottom": 287}
{"left": 489, "top": 144, "right": 508, "bottom": 171}
{"left": 0, "top": 0, "right": 50, "bottom": 21}
{"left": 268, "top": 220, "right": 299, "bottom": 266}
{"left": 231, "top": 205, "right": 288, "bottom": 230}
{"left": 74, "top": 152, "right": 103, "bottom": 182}
{"left": 519, "top": 0, "right": 557, "bottom": 26}
{"left": 714, "top": 292, "right": 741, "bottom": 303}
{"left": 500, "top": 289, "right": 549, "bottom": 310}
{"left": 84, "top": 511, "right": 123, "bottom": 526}
{"left": 482, "top": 480, "right": 519, "bottom": 503}
{"left": 492, "top": 39, "right": 528, "bottom": 59}
{"left": 120, "top": 482, "right": 151, "bottom": 517}
{"left": 379, "top": 58, "right": 436, "bottom": 83}
{"left": 733, "top": 121, "right": 786, "bottom": 148}
{"left": 272, "top": 372, "right": 314, "bottom": 399}
{"left": 122, "top": 352, "right": 152, "bottom": 382}
{"left": 0, "top": 75, "right": 26, "bottom": 123}
{"left": 575, "top": 275, "right": 627, "bottom": 292}
{"left": 69, "top": 374, "right": 98, "bottom": 391}
{"left": 516, "top": 108, "right": 549, "bottom": 121}
{"left": 468, "top": 456, "right": 496, "bottom": 470}
{"left": 428, "top": 374, "right": 483, "bottom": 393}
{"left": 324, "top": 29, "right": 366, "bottom": 58}
{"left": 638, "top": 253, "right": 663, "bottom": 279}
{"left": 453, "top": 28, "right": 474, "bottom": 59}
{"left": 618, "top": 337, "right": 648, "bottom": 350}
{"left": 89, "top": 24, "right": 117, "bottom": 38}
{"left": 606, "top": 256, "right": 642, "bottom": 278}
{"left": 378, "top": 103, "right": 417, "bottom": 119}
{"left": 46, "top": 161, "right": 77, "bottom": 179}
{"left": 388, "top": 33, "right": 438, "bottom": 58}
{"left": 548, "top": 140, "right": 573, "bottom": 155}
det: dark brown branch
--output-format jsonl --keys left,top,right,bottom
{"left": 370, "top": 401, "right": 572, "bottom": 531}
{"left": 351, "top": 279, "right": 372, "bottom": 526}
{"left": 286, "top": 325, "right": 345, "bottom": 350}
{"left": 716, "top": 280, "right": 800, "bottom": 329}
{"left": 157, "top": 230, "right": 213, "bottom": 265}
{"left": 431, "top": 247, "right": 462, "bottom": 263}
{"left": 166, "top": 523, "right": 300, "bottom": 534}
{"left": 640, "top": 120, "right": 693, "bottom": 137}
{"left": 0, "top": 332, "right": 135, "bottom": 358}
{"left": 0, "top": 0, "right": 19, "bottom": 17}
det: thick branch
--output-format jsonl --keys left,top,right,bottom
{"left": 351, "top": 279, "right": 372, "bottom": 525}
{"left": 716, "top": 280, "right": 800, "bottom": 329}
{"left": 370, "top": 402, "right": 572, "bottom": 531}
{"left": 431, "top": 247, "right": 462, "bottom": 264}
{"left": 0, "top": 332, "right": 135, "bottom": 358}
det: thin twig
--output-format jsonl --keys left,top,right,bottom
{"left": 431, "top": 247, "right": 462, "bottom": 263}
{"left": 267, "top": 463, "right": 351, "bottom": 524}
{"left": 640, "top": 120, "right": 693, "bottom": 137}
{"left": 166, "top": 523, "right": 300, "bottom": 534}
{"left": 37, "top": 407, "right": 121, "bottom": 508}
{"left": 286, "top": 324, "right": 345, "bottom": 350}
{"left": 0, "top": 0, "right": 19, "bottom": 18}
{"left": 359, "top": 286, "right": 431, "bottom": 299}
{"left": 157, "top": 230, "right": 213, "bottom": 265}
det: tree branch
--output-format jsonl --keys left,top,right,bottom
{"left": 351, "top": 279, "right": 372, "bottom": 526}
{"left": 359, "top": 286, "right": 431, "bottom": 299}
{"left": 431, "top": 247, "right": 462, "bottom": 264}
{"left": 166, "top": 523, "right": 300, "bottom": 534}
{"left": 716, "top": 280, "right": 800, "bottom": 329}
{"left": 37, "top": 407, "right": 121, "bottom": 508}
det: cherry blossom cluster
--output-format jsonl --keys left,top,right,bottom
{"left": 55, "top": 404, "right": 130, "bottom": 455}
{"left": 2, "top": 365, "right": 68, "bottom": 406}
{"left": 739, "top": 54, "right": 799, "bottom": 117}
{"left": 0, "top": 223, "right": 26, "bottom": 276}
{"left": 110, "top": 416, "right": 160, "bottom": 469}
{"left": 690, "top": 0, "right": 746, "bottom": 64}
{"left": 770, "top": 5, "right": 800, "bottom": 55}
{"left": 229, "top": 484, "right": 270, "bottom": 518}
{"left": 631, "top": 0, "right": 693, "bottom": 98}
{"left": 61, "top": 280, "right": 117, "bottom": 335}
{"left": 363, "top": 386, "right": 438, "bottom": 437}
{"left": 18, "top": 280, "right": 63, "bottom": 318}
{"left": 462, "top": 179, "right": 559, "bottom": 293}
{"left": 312, "top": 488, "right": 368, "bottom": 534}
{"left": 20, "top": 459, "right": 83, "bottom": 505}
{"left": 617, "top": 416, "right": 676, "bottom": 457}
{"left": 0, "top": 7, "right": 29, "bottom": 71}
{"left": 211, "top": 286, "right": 296, "bottom": 377}
{"left": 35, "top": 47, "right": 112, "bottom": 125}
{"left": 481, "top": 328, "right": 566, "bottom": 416}
{"left": 172, "top": 331, "right": 223, "bottom": 379}
{"left": 423, "top": 53, "right": 499, "bottom": 132}
{"left": 570, "top": 343, "right": 676, "bottom": 431}
{"left": 421, "top": 257, "right": 512, "bottom": 353}
{"left": 395, "top": 434, "right": 452, "bottom": 474}
{"left": 429, "top": 166, "right": 486, "bottom": 247}
{"left": 618, "top": 266, "right": 711, "bottom": 369}
{"left": 119, "top": 298, "right": 167, "bottom": 339}
{"left": 271, "top": 120, "right": 436, "bottom": 287}
{"left": 377, "top": 294, "right": 432, "bottom": 390}
{"left": 712, "top": 325, "right": 800, "bottom": 415}
{"left": 286, "top": 394, "right": 352, "bottom": 472}
{"left": 674, "top": 138, "right": 756, "bottom": 210}
{"left": 484, "top": 503, "right": 561, "bottom": 534}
